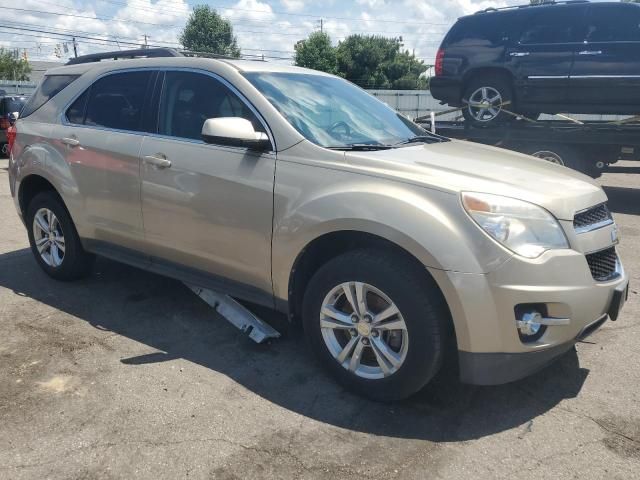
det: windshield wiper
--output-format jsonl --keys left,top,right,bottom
{"left": 393, "top": 135, "right": 448, "bottom": 146}
{"left": 327, "top": 144, "right": 393, "bottom": 151}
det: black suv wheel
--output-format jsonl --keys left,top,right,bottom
{"left": 462, "top": 75, "right": 514, "bottom": 126}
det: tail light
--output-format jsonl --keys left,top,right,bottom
{"left": 435, "top": 48, "right": 445, "bottom": 76}
{"left": 7, "top": 124, "right": 16, "bottom": 154}
{"left": 0, "top": 117, "right": 9, "bottom": 130}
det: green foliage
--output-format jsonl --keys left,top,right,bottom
{"left": 294, "top": 31, "right": 338, "bottom": 74}
{"left": 0, "top": 48, "right": 31, "bottom": 81}
{"left": 179, "top": 5, "right": 241, "bottom": 58}
{"left": 294, "top": 33, "right": 428, "bottom": 89}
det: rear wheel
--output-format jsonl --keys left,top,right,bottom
{"left": 462, "top": 75, "right": 514, "bottom": 126}
{"left": 26, "top": 191, "right": 95, "bottom": 280}
{"left": 302, "top": 249, "right": 449, "bottom": 402}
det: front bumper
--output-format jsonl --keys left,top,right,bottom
{"left": 429, "top": 245, "right": 628, "bottom": 385}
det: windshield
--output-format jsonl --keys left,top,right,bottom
{"left": 243, "top": 72, "right": 430, "bottom": 148}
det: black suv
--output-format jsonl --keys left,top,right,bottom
{"left": 0, "top": 95, "right": 27, "bottom": 157}
{"left": 430, "top": 1, "right": 640, "bottom": 124}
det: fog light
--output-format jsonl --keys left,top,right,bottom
{"left": 517, "top": 311, "right": 543, "bottom": 337}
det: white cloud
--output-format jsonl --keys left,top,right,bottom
{"left": 280, "top": 0, "right": 305, "bottom": 12}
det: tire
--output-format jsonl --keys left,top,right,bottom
{"left": 523, "top": 144, "right": 599, "bottom": 178}
{"left": 26, "top": 191, "right": 95, "bottom": 280}
{"left": 462, "top": 75, "right": 514, "bottom": 126}
{"left": 302, "top": 249, "right": 449, "bottom": 402}
{"left": 1, "top": 143, "right": 8, "bottom": 158}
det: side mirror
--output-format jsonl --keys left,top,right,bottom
{"left": 201, "top": 117, "right": 271, "bottom": 151}
{"left": 8, "top": 112, "right": 19, "bottom": 126}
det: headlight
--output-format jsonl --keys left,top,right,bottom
{"left": 462, "top": 192, "right": 569, "bottom": 258}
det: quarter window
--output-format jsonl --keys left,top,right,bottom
{"left": 84, "top": 71, "right": 153, "bottom": 132}
{"left": 21, "top": 75, "right": 79, "bottom": 118}
{"left": 158, "top": 71, "right": 263, "bottom": 141}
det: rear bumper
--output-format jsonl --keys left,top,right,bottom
{"left": 430, "top": 77, "right": 462, "bottom": 106}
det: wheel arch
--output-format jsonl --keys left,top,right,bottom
{"left": 285, "top": 229, "right": 458, "bottom": 348}
{"left": 18, "top": 174, "right": 64, "bottom": 219}
{"left": 462, "top": 67, "right": 514, "bottom": 90}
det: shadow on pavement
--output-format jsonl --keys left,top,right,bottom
{"left": 0, "top": 250, "right": 589, "bottom": 442}
{"left": 603, "top": 186, "right": 640, "bottom": 216}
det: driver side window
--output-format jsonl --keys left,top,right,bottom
{"left": 159, "top": 71, "right": 263, "bottom": 141}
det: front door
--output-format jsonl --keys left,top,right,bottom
{"left": 569, "top": 3, "right": 640, "bottom": 107}
{"left": 139, "top": 70, "right": 276, "bottom": 304}
{"left": 508, "top": 5, "right": 587, "bottom": 107}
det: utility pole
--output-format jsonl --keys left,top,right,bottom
{"left": 72, "top": 37, "right": 78, "bottom": 58}
{"left": 142, "top": 34, "right": 149, "bottom": 49}
{"left": 318, "top": 18, "right": 323, "bottom": 33}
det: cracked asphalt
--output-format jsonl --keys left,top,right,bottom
{"left": 1, "top": 158, "right": 639, "bottom": 479}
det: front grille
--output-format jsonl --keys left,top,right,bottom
{"left": 574, "top": 203, "right": 613, "bottom": 232}
{"left": 586, "top": 247, "right": 619, "bottom": 282}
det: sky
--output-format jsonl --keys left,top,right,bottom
{"left": 0, "top": 0, "right": 590, "bottom": 66}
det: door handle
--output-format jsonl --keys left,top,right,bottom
{"left": 578, "top": 50, "right": 602, "bottom": 56}
{"left": 143, "top": 154, "right": 172, "bottom": 169}
{"left": 61, "top": 137, "right": 80, "bottom": 147}
{"left": 510, "top": 52, "right": 530, "bottom": 57}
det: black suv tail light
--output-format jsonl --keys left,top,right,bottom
{"left": 435, "top": 49, "right": 445, "bottom": 76}
{"left": 7, "top": 124, "right": 16, "bottom": 154}
{"left": 0, "top": 117, "right": 9, "bottom": 130}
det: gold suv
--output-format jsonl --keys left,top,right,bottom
{"left": 8, "top": 52, "right": 628, "bottom": 401}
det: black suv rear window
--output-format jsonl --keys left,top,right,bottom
{"left": 20, "top": 75, "right": 79, "bottom": 118}
{"left": 0, "top": 97, "right": 26, "bottom": 115}
{"left": 445, "top": 13, "right": 519, "bottom": 46}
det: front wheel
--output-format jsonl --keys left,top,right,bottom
{"left": 302, "top": 249, "right": 449, "bottom": 402}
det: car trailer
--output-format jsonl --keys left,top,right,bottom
{"left": 416, "top": 114, "right": 640, "bottom": 178}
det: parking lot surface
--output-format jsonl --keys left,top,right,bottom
{"left": 1, "top": 158, "right": 638, "bottom": 479}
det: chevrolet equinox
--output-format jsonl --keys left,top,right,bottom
{"left": 8, "top": 52, "right": 629, "bottom": 401}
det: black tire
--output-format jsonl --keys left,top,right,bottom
{"left": 522, "top": 144, "right": 600, "bottom": 178}
{"left": 462, "top": 75, "right": 514, "bottom": 126}
{"left": 302, "top": 249, "right": 449, "bottom": 402}
{"left": 1, "top": 143, "right": 8, "bottom": 159}
{"left": 26, "top": 191, "right": 95, "bottom": 280}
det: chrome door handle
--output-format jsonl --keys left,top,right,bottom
{"left": 144, "top": 154, "right": 172, "bottom": 169}
{"left": 578, "top": 50, "right": 602, "bottom": 56}
{"left": 510, "top": 52, "right": 530, "bottom": 57}
{"left": 61, "top": 137, "right": 80, "bottom": 147}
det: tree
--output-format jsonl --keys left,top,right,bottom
{"left": 180, "top": 5, "right": 241, "bottom": 57}
{"left": 335, "top": 35, "right": 427, "bottom": 89}
{"left": 0, "top": 49, "right": 31, "bottom": 81}
{"left": 294, "top": 31, "right": 337, "bottom": 74}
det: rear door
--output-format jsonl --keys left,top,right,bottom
{"left": 569, "top": 3, "right": 640, "bottom": 106}
{"left": 53, "top": 70, "right": 157, "bottom": 250}
{"left": 507, "top": 5, "right": 587, "bottom": 105}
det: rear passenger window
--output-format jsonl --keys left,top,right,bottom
{"left": 519, "top": 7, "right": 585, "bottom": 44}
{"left": 158, "top": 71, "right": 263, "bottom": 141}
{"left": 584, "top": 6, "right": 640, "bottom": 42}
{"left": 84, "top": 71, "right": 153, "bottom": 132}
{"left": 21, "top": 75, "right": 79, "bottom": 118}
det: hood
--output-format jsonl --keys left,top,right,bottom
{"left": 345, "top": 140, "right": 607, "bottom": 221}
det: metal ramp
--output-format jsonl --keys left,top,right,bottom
{"left": 185, "top": 284, "right": 280, "bottom": 344}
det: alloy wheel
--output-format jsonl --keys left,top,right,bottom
{"left": 319, "top": 282, "right": 409, "bottom": 380}
{"left": 32, "top": 208, "right": 66, "bottom": 267}
{"left": 467, "top": 86, "right": 503, "bottom": 122}
{"left": 531, "top": 150, "right": 565, "bottom": 166}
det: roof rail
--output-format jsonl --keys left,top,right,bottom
{"left": 65, "top": 47, "right": 268, "bottom": 65}
{"left": 475, "top": 0, "right": 589, "bottom": 14}
{"left": 66, "top": 48, "right": 184, "bottom": 65}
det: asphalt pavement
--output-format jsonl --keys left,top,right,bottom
{"left": 0, "top": 158, "right": 638, "bottom": 479}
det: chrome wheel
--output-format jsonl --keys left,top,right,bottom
{"left": 320, "top": 282, "right": 409, "bottom": 380}
{"left": 531, "top": 150, "right": 565, "bottom": 166}
{"left": 32, "top": 208, "right": 65, "bottom": 267}
{"left": 467, "top": 86, "right": 503, "bottom": 122}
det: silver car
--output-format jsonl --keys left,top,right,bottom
{"left": 8, "top": 53, "right": 629, "bottom": 401}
